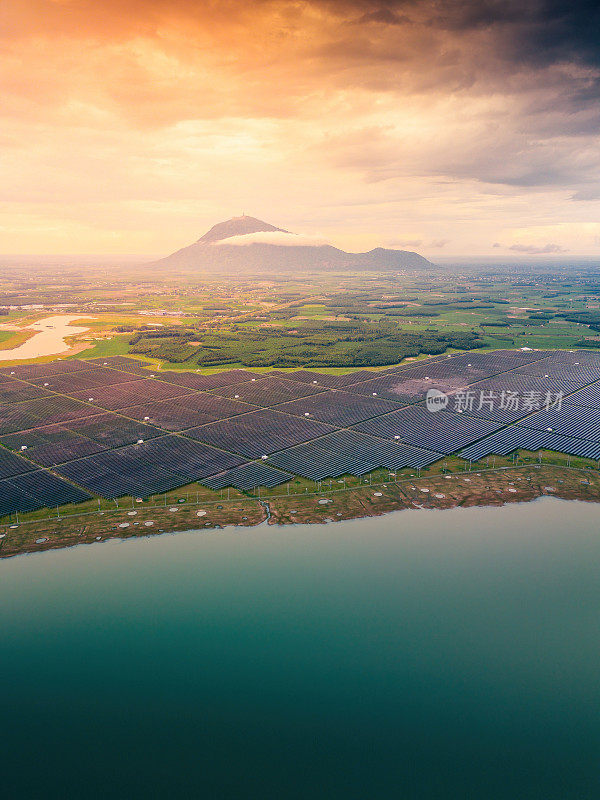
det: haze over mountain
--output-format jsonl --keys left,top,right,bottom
{"left": 153, "top": 216, "right": 434, "bottom": 272}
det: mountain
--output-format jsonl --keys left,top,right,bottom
{"left": 151, "top": 215, "right": 434, "bottom": 272}
{"left": 195, "top": 215, "right": 289, "bottom": 244}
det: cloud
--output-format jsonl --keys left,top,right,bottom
{"left": 386, "top": 238, "right": 422, "bottom": 247}
{"left": 429, "top": 239, "right": 449, "bottom": 248}
{"left": 508, "top": 243, "right": 568, "bottom": 254}
{"left": 214, "top": 231, "right": 330, "bottom": 246}
{"left": 2, "top": 0, "right": 600, "bottom": 255}
{"left": 355, "top": 9, "right": 411, "bottom": 26}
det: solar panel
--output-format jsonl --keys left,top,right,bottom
{"left": 460, "top": 426, "right": 600, "bottom": 462}
{"left": 159, "top": 370, "right": 260, "bottom": 390}
{"left": 184, "top": 409, "right": 335, "bottom": 459}
{"left": 0, "top": 359, "right": 90, "bottom": 380}
{"left": 211, "top": 376, "right": 327, "bottom": 405}
{"left": 0, "top": 447, "right": 37, "bottom": 478}
{"left": 29, "top": 367, "right": 140, "bottom": 392}
{"left": 122, "top": 393, "right": 258, "bottom": 430}
{"left": 0, "top": 396, "right": 100, "bottom": 435}
{"left": 202, "top": 461, "right": 291, "bottom": 491}
{"left": 85, "top": 356, "right": 153, "bottom": 375}
{"left": 0, "top": 379, "right": 55, "bottom": 404}
{"left": 269, "top": 430, "right": 442, "bottom": 480}
{"left": 353, "top": 407, "right": 502, "bottom": 454}
{"left": 69, "top": 379, "right": 195, "bottom": 410}
{"left": 0, "top": 470, "right": 91, "bottom": 517}
{"left": 55, "top": 436, "right": 245, "bottom": 498}
{"left": 276, "top": 390, "right": 403, "bottom": 426}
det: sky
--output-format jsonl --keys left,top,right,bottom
{"left": 2, "top": 0, "right": 600, "bottom": 257}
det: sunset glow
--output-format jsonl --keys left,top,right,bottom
{"left": 3, "top": 0, "right": 600, "bottom": 256}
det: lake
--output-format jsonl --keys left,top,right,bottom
{"left": 0, "top": 314, "right": 92, "bottom": 360}
{"left": 1, "top": 497, "right": 599, "bottom": 799}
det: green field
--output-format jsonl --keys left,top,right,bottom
{"left": 2, "top": 264, "right": 600, "bottom": 370}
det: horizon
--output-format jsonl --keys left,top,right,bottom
{"left": 2, "top": 214, "right": 600, "bottom": 265}
{"left": 3, "top": 1, "right": 600, "bottom": 259}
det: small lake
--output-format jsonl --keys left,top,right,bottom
{"left": 1, "top": 497, "right": 599, "bottom": 799}
{"left": 0, "top": 314, "right": 92, "bottom": 360}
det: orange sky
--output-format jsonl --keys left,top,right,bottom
{"left": 2, "top": 0, "right": 600, "bottom": 257}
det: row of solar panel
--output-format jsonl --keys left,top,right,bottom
{"left": 3, "top": 350, "right": 600, "bottom": 509}
{"left": 0, "top": 414, "right": 164, "bottom": 467}
{"left": 0, "top": 471, "right": 91, "bottom": 517}
{"left": 54, "top": 436, "right": 245, "bottom": 498}
{"left": 460, "top": 426, "right": 600, "bottom": 462}
{"left": 268, "top": 430, "right": 443, "bottom": 481}
{"left": 352, "top": 407, "right": 503, "bottom": 454}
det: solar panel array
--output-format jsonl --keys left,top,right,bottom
{"left": 29, "top": 366, "right": 140, "bottom": 393}
{"left": 0, "top": 471, "right": 91, "bottom": 517}
{"left": 0, "top": 359, "right": 91, "bottom": 379}
{"left": 158, "top": 369, "right": 259, "bottom": 390}
{"left": 564, "top": 385, "right": 600, "bottom": 408}
{"left": 202, "top": 461, "right": 290, "bottom": 491}
{"left": 185, "top": 409, "right": 335, "bottom": 459}
{"left": 0, "top": 379, "right": 55, "bottom": 404}
{"left": 0, "top": 414, "right": 163, "bottom": 466}
{"left": 0, "top": 449, "right": 37, "bottom": 479}
{"left": 86, "top": 356, "right": 154, "bottom": 375}
{"left": 353, "top": 406, "right": 503, "bottom": 454}
{"left": 517, "top": 406, "right": 600, "bottom": 443}
{"left": 2, "top": 349, "right": 600, "bottom": 513}
{"left": 343, "top": 372, "right": 465, "bottom": 404}
{"left": 276, "top": 390, "right": 403, "bottom": 426}
{"left": 123, "top": 393, "right": 257, "bottom": 430}
{"left": 69, "top": 379, "right": 194, "bottom": 410}
{"left": 55, "top": 436, "right": 245, "bottom": 498}
{"left": 460, "top": 426, "right": 600, "bottom": 462}
{"left": 270, "top": 369, "right": 377, "bottom": 388}
{"left": 269, "top": 430, "right": 442, "bottom": 480}
{"left": 210, "top": 376, "right": 326, "bottom": 406}
{"left": 0, "top": 396, "right": 100, "bottom": 435}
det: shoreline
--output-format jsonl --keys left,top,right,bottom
{"left": 0, "top": 314, "right": 93, "bottom": 361}
{"left": 2, "top": 464, "right": 600, "bottom": 560}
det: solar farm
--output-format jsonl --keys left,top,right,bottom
{"left": 2, "top": 348, "right": 600, "bottom": 518}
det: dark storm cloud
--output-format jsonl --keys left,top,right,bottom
{"left": 329, "top": 0, "right": 600, "bottom": 69}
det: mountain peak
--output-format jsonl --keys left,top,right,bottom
{"left": 153, "top": 215, "right": 435, "bottom": 271}
{"left": 197, "top": 215, "right": 288, "bottom": 244}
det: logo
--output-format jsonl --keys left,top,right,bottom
{"left": 426, "top": 388, "right": 448, "bottom": 413}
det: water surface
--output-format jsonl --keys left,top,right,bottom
{"left": 0, "top": 314, "right": 91, "bottom": 360}
{"left": 1, "top": 498, "right": 599, "bottom": 799}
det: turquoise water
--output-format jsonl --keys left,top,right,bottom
{"left": 1, "top": 497, "right": 599, "bottom": 799}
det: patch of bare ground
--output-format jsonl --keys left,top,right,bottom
{"left": 2, "top": 466, "right": 600, "bottom": 558}
{"left": 0, "top": 501, "right": 266, "bottom": 558}
{"left": 267, "top": 466, "right": 600, "bottom": 525}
